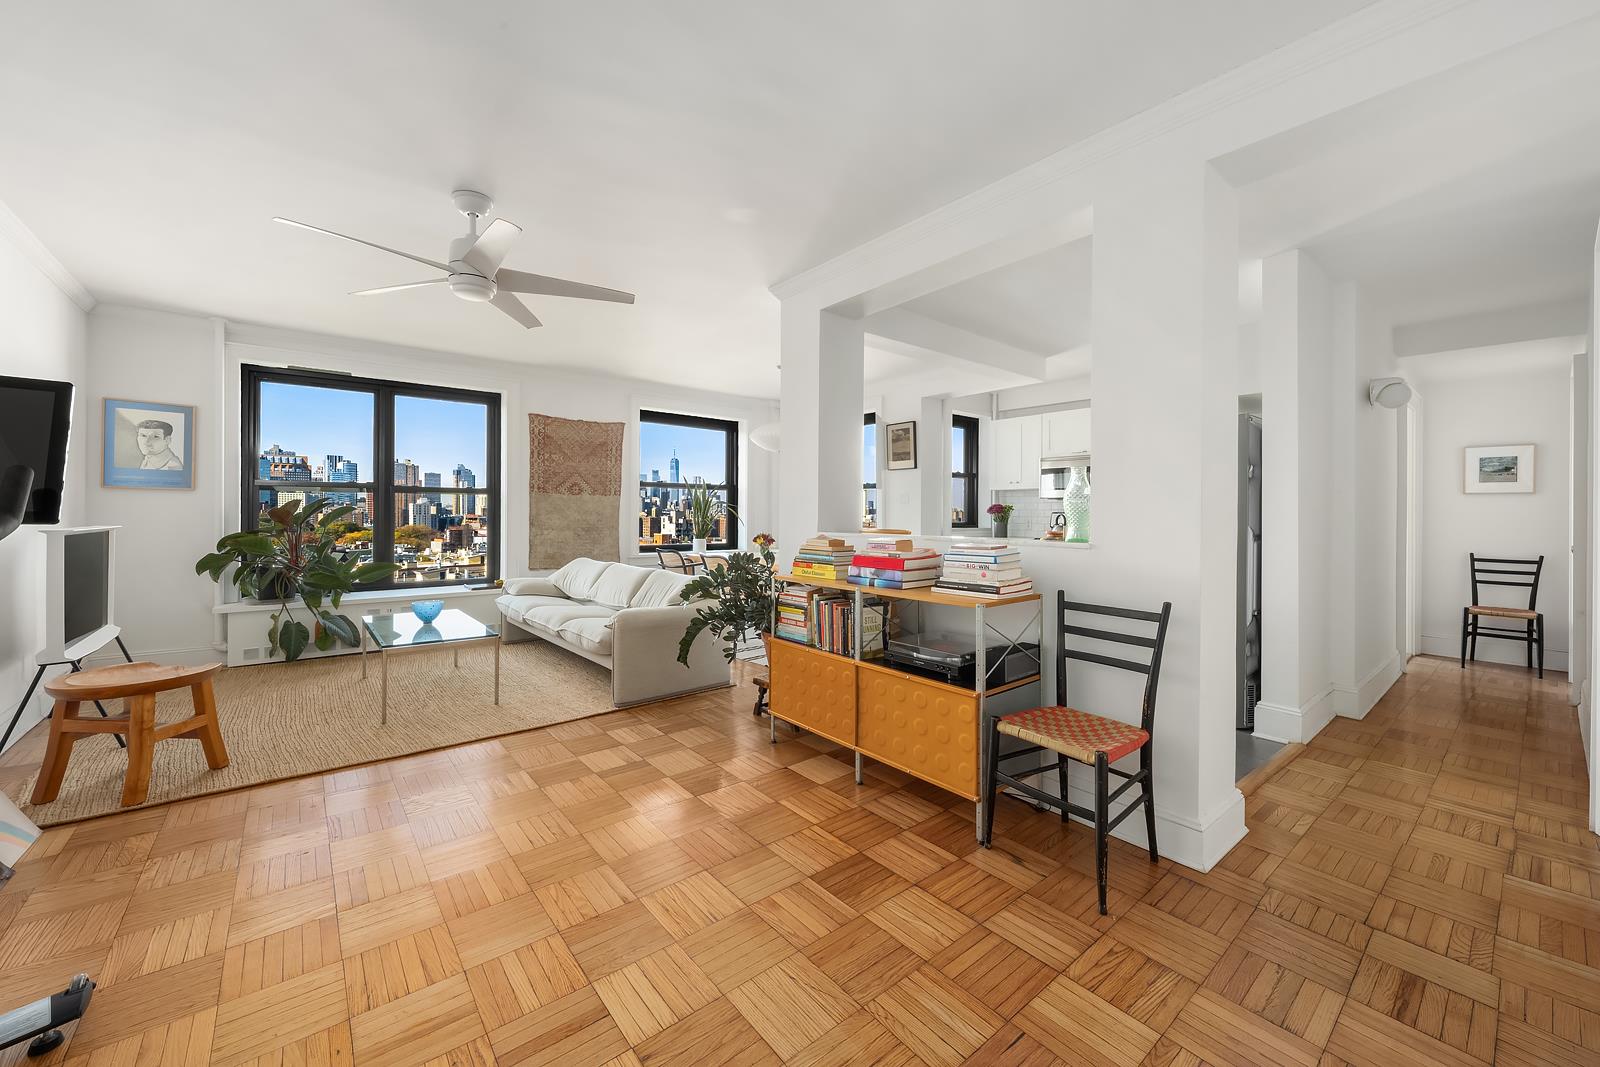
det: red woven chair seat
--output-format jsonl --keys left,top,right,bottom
{"left": 996, "top": 705, "right": 1149, "bottom": 765}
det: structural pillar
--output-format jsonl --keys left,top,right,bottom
{"left": 778, "top": 305, "right": 865, "bottom": 553}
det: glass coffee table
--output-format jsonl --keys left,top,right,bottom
{"left": 361, "top": 608, "right": 500, "bottom": 724}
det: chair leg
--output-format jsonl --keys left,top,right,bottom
{"left": 121, "top": 694, "right": 156, "bottom": 807}
{"left": 1459, "top": 609, "right": 1468, "bottom": 669}
{"left": 1537, "top": 614, "right": 1545, "bottom": 679}
{"left": 1141, "top": 745, "right": 1159, "bottom": 863}
{"left": 980, "top": 717, "right": 1001, "bottom": 848}
{"left": 30, "top": 701, "right": 78, "bottom": 805}
{"left": 1526, "top": 621, "right": 1534, "bottom": 670}
{"left": 1094, "top": 753, "right": 1110, "bottom": 915}
{"left": 191, "top": 682, "right": 229, "bottom": 770}
{"left": 1056, "top": 754, "right": 1069, "bottom": 824}
{"left": 1469, "top": 617, "right": 1478, "bottom": 663}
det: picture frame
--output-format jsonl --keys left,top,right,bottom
{"left": 1463, "top": 444, "right": 1534, "bottom": 494}
{"left": 885, "top": 420, "right": 917, "bottom": 470}
{"left": 103, "top": 398, "right": 195, "bottom": 490}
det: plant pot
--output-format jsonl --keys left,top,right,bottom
{"left": 692, "top": 537, "right": 709, "bottom": 553}
{"left": 993, "top": 520, "right": 1008, "bottom": 538}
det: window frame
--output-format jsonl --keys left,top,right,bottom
{"left": 241, "top": 364, "right": 501, "bottom": 591}
{"left": 863, "top": 413, "right": 878, "bottom": 527}
{"left": 637, "top": 408, "right": 740, "bottom": 552}
{"left": 951, "top": 413, "right": 979, "bottom": 529}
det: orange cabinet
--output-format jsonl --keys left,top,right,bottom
{"left": 767, "top": 639, "right": 856, "bottom": 747}
{"left": 856, "top": 662, "right": 980, "bottom": 800}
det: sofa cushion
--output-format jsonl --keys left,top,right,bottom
{"left": 589, "top": 563, "right": 652, "bottom": 609}
{"left": 497, "top": 593, "right": 574, "bottom": 622}
{"left": 556, "top": 617, "right": 614, "bottom": 656}
{"left": 549, "top": 558, "right": 614, "bottom": 601}
{"left": 521, "top": 602, "right": 617, "bottom": 636}
{"left": 631, "top": 568, "right": 694, "bottom": 609}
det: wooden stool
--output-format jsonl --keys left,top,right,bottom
{"left": 752, "top": 675, "right": 770, "bottom": 718}
{"left": 32, "top": 661, "right": 228, "bottom": 808}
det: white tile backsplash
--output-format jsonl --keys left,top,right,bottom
{"left": 989, "top": 488, "right": 1060, "bottom": 540}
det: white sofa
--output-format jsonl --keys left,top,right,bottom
{"left": 495, "top": 557, "right": 730, "bottom": 707}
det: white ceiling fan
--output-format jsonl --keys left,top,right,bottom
{"left": 274, "top": 190, "right": 635, "bottom": 329}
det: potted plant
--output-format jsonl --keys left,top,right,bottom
{"left": 676, "top": 533, "right": 777, "bottom": 665}
{"left": 195, "top": 497, "right": 399, "bottom": 662}
{"left": 684, "top": 479, "right": 734, "bottom": 553}
{"left": 987, "top": 501, "right": 1014, "bottom": 538}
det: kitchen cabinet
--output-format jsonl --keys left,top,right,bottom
{"left": 990, "top": 414, "right": 1042, "bottom": 490}
{"left": 1042, "top": 408, "right": 1091, "bottom": 457}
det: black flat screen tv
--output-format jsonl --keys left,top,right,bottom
{"left": 0, "top": 375, "right": 73, "bottom": 524}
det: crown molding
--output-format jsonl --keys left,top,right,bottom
{"left": 0, "top": 197, "right": 95, "bottom": 312}
{"left": 768, "top": 0, "right": 1476, "bottom": 304}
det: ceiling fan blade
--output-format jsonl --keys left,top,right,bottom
{"left": 274, "top": 217, "right": 449, "bottom": 272}
{"left": 491, "top": 292, "right": 542, "bottom": 329}
{"left": 351, "top": 278, "right": 448, "bottom": 296}
{"left": 495, "top": 268, "right": 635, "bottom": 304}
{"left": 462, "top": 218, "right": 522, "bottom": 276}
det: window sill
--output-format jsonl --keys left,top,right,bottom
{"left": 213, "top": 584, "right": 501, "bottom": 615}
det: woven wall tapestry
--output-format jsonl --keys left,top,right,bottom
{"left": 528, "top": 413, "right": 624, "bottom": 569}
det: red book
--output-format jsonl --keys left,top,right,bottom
{"left": 851, "top": 553, "right": 940, "bottom": 571}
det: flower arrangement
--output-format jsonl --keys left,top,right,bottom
{"left": 986, "top": 502, "right": 1014, "bottom": 522}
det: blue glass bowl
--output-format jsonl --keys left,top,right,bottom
{"left": 410, "top": 599, "right": 444, "bottom": 624}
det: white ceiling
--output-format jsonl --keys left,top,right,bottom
{"left": 0, "top": 1, "right": 1369, "bottom": 398}
{"left": 901, "top": 239, "right": 1092, "bottom": 356}
{"left": 1232, "top": 31, "right": 1600, "bottom": 331}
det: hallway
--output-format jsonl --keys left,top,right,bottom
{"left": 1229, "top": 654, "right": 1596, "bottom": 1065}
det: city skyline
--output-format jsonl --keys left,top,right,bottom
{"left": 258, "top": 381, "right": 489, "bottom": 482}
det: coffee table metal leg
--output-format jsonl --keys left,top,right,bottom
{"left": 380, "top": 648, "right": 388, "bottom": 725}
{"left": 453, "top": 647, "right": 459, "bottom": 669}
{"left": 361, "top": 626, "right": 368, "bottom": 680}
{"left": 493, "top": 633, "right": 500, "bottom": 705}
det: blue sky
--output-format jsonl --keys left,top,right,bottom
{"left": 259, "top": 382, "right": 487, "bottom": 479}
{"left": 640, "top": 421, "right": 726, "bottom": 483}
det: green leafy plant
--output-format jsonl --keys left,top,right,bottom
{"left": 685, "top": 479, "right": 735, "bottom": 541}
{"left": 195, "top": 497, "right": 399, "bottom": 662}
{"left": 677, "top": 533, "right": 777, "bottom": 665}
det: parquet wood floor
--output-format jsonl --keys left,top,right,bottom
{"left": 0, "top": 654, "right": 1595, "bottom": 1065}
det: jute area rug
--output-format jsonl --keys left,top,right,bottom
{"left": 7, "top": 639, "right": 614, "bottom": 827}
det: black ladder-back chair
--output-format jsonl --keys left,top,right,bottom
{"left": 981, "top": 592, "right": 1172, "bottom": 915}
{"left": 1459, "top": 554, "right": 1544, "bottom": 678}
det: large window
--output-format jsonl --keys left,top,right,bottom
{"left": 951, "top": 414, "right": 979, "bottom": 528}
{"left": 638, "top": 410, "right": 739, "bottom": 550}
{"left": 243, "top": 365, "right": 500, "bottom": 589}
{"left": 862, "top": 414, "right": 878, "bottom": 529}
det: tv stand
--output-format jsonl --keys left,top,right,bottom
{"left": 0, "top": 637, "right": 134, "bottom": 754}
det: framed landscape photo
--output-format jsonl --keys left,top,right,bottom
{"left": 1463, "top": 444, "right": 1534, "bottom": 494}
{"left": 886, "top": 420, "right": 917, "bottom": 470}
{"left": 103, "top": 398, "right": 195, "bottom": 489}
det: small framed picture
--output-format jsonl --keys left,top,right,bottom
{"left": 103, "top": 398, "right": 195, "bottom": 490}
{"left": 886, "top": 420, "right": 917, "bottom": 470}
{"left": 1463, "top": 444, "right": 1534, "bottom": 494}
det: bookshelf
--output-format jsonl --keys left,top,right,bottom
{"left": 766, "top": 572, "right": 1044, "bottom": 833}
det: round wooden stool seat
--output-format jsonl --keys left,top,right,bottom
{"left": 33, "top": 660, "right": 228, "bottom": 809}
{"left": 45, "top": 661, "right": 221, "bottom": 702}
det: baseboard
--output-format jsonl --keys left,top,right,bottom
{"left": 1018, "top": 768, "right": 1246, "bottom": 873}
{"left": 1418, "top": 634, "right": 1568, "bottom": 673}
{"left": 1329, "top": 651, "right": 1406, "bottom": 721}
{"left": 1251, "top": 686, "right": 1336, "bottom": 745}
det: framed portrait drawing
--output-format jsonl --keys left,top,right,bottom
{"left": 1463, "top": 444, "right": 1534, "bottom": 494}
{"left": 103, "top": 398, "right": 195, "bottom": 489}
{"left": 885, "top": 420, "right": 917, "bottom": 470}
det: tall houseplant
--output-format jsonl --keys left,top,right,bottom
{"left": 676, "top": 534, "right": 776, "bottom": 665}
{"left": 684, "top": 479, "right": 734, "bottom": 552}
{"left": 195, "top": 497, "right": 399, "bottom": 662}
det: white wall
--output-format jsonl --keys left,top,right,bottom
{"left": 83, "top": 307, "right": 779, "bottom": 665}
{"left": 0, "top": 221, "right": 89, "bottom": 753}
{"left": 1416, "top": 354, "right": 1575, "bottom": 669}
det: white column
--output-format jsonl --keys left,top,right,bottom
{"left": 778, "top": 305, "right": 864, "bottom": 553}
{"left": 1255, "top": 250, "right": 1337, "bottom": 743}
{"left": 1087, "top": 162, "right": 1242, "bottom": 868}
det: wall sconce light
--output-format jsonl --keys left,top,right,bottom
{"left": 1368, "top": 377, "right": 1412, "bottom": 409}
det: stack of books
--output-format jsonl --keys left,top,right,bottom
{"left": 934, "top": 540, "right": 1033, "bottom": 599}
{"left": 847, "top": 536, "right": 941, "bottom": 590}
{"left": 809, "top": 591, "right": 887, "bottom": 657}
{"left": 774, "top": 582, "right": 815, "bottom": 644}
{"left": 791, "top": 536, "right": 854, "bottom": 581}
